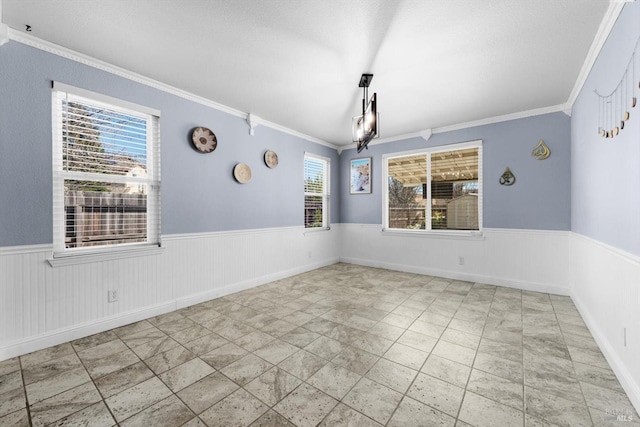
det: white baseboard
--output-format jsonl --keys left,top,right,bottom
{"left": 340, "top": 256, "right": 570, "bottom": 296}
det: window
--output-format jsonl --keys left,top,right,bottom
{"left": 383, "top": 141, "right": 482, "bottom": 232}
{"left": 304, "top": 153, "right": 330, "bottom": 229}
{"left": 52, "top": 83, "right": 161, "bottom": 256}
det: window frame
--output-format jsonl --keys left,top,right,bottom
{"left": 382, "top": 140, "right": 483, "bottom": 236}
{"left": 50, "top": 82, "right": 162, "bottom": 263}
{"left": 303, "top": 152, "right": 331, "bottom": 230}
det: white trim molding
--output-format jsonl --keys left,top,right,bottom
{"left": 7, "top": 28, "right": 337, "bottom": 151}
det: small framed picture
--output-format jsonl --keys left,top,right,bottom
{"left": 350, "top": 157, "right": 372, "bottom": 194}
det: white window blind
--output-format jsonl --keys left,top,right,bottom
{"left": 384, "top": 141, "right": 482, "bottom": 232}
{"left": 304, "top": 153, "right": 330, "bottom": 229}
{"left": 52, "top": 83, "right": 161, "bottom": 255}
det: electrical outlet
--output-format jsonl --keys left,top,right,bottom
{"left": 108, "top": 289, "right": 119, "bottom": 303}
{"left": 458, "top": 256, "right": 465, "bottom": 265}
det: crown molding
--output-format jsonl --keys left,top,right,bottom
{"left": 566, "top": 1, "right": 627, "bottom": 107}
{"left": 7, "top": 28, "right": 337, "bottom": 151}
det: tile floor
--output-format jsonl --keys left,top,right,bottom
{"left": 0, "top": 263, "right": 638, "bottom": 426}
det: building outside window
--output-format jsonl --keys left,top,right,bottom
{"left": 304, "top": 153, "right": 330, "bottom": 229}
{"left": 52, "top": 83, "right": 161, "bottom": 256}
{"left": 383, "top": 141, "right": 482, "bottom": 232}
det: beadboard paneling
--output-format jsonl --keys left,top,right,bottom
{"left": 0, "top": 226, "right": 339, "bottom": 361}
{"left": 339, "top": 224, "right": 571, "bottom": 295}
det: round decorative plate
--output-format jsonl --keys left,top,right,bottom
{"left": 191, "top": 127, "right": 217, "bottom": 153}
{"left": 233, "top": 163, "right": 252, "bottom": 184}
{"left": 264, "top": 150, "right": 278, "bottom": 168}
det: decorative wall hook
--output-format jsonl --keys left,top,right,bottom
{"left": 531, "top": 140, "right": 550, "bottom": 160}
{"left": 499, "top": 167, "right": 516, "bottom": 186}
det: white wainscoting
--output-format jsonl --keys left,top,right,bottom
{"left": 0, "top": 226, "right": 339, "bottom": 361}
{"left": 570, "top": 233, "right": 640, "bottom": 412}
{"left": 339, "top": 224, "right": 571, "bottom": 295}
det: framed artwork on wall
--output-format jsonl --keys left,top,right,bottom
{"left": 350, "top": 157, "right": 372, "bottom": 194}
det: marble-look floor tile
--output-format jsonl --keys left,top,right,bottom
{"left": 170, "top": 325, "right": 214, "bottom": 346}
{"left": 105, "top": 377, "right": 172, "bottom": 423}
{"left": 279, "top": 327, "right": 320, "bottom": 348}
{"left": 21, "top": 353, "right": 82, "bottom": 386}
{"left": 144, "top": 345, "right": 195, "bottom": 375}
{"left": 235, "top": 331, "right": 277, "bottom": 352}
{"left": 467, "top": 369, "right": 524, "bottom": 410}
{"left": 397, "top": 330, "right": 438, "bottom": 353}
{"left": 382, "top": 342, "right": 429, "bottom": 371}
{"left": 253, "top": 340, "right": 300, "bottom": 365}
{"left": 273, "top": 383, "right": 338, "bottom": 427}
{"left": 158, "top": 358, "right": 215, "bottom": 392}
{"left": 307, "top": 362, "right": 361, "bottom": 400}
{"left": 250, "top": 410, "right": 296, "bottom": 427}
{"left": 51, "top": 401, "right": 115, "bottom": 427}
{"left": 156, "top": 317, "right": 197, "bottom": 336}
{"left": 30, "top": 382, "right": 102, "bottom": 427}
{"left": 83, "top": 348, "right": 140, "bottom": 379}
{"left": 20, "top": 343, "right": 75, "bottom": 369}
{"left": 94, "top": 361, "right": 154, "bottom": 398}
{"left": 0, "top": 408, "right": 29, "bottom": 427}
{"left": 473, "top": 352, "right": 523, "bottom": 384}
{"left": 432, "top": 340, "right": 477, "bottom": 366}
{"left": 441, "top": 328, "right": 482, "bottom": 350}
{"left": 25, "top": 366, "right": 91, "bottom": 404}
{"left": 343, "top": 377, "right": 403, "bottom": 425}
{"left": 217, "top": 322, "right": 257, "bottom": 341}
{"left": 380, "top": 313, "right": 414, "bottom": 329}
{"left": 200, "top": 342, "right": 248, "bottom": 370}
{"left": 388, "top": 396, "right": 455, "bottom": 427}
{"left": 580, "top": 381, "right": 638, "bottom": 415}
{"left": 524, "top": 386, "right": 592, "bottom": 427}
{"left": 567, "top": 345, "right": 610, "bottom": 369}
{"left": 244, "top": 367, "right": 302, "bottom": 406}
{"left": 365, "top": 358, "right": 418, "bottom": 394}
{"left": 120, "top": 394, "right": 193, "bottom": 427}
{"left": 71, "top": 330, "right": 119, "bottom": 353}
{"left": 319, "top": 402, "right": 382, "bottom": 427}
{"left": 148, "top": 311, "right": 185, "bottom": 327}
{"left": 113, "top": 320, "right": 154, "bottom": 338}
{"left": 573, "top": 362, "right": 624, "bottom": 393}
{"left": 421, "top": 354, "right": 471, "bottom": 388}
{"left": 0, "top": 387, "right": 26, "bottom": 418}
{"left": 367, "top": 321, "right": 405, "bottom": 341}
{"left": 0, "top": 371, "right": 23, "bottom": 395}
{"left": 349, "top": 333, "right": 393, "bottom": 356}
{"left": 407, "top": 319, "right": 446, "bottom": 339}
{"left": 220, "top": 354, "right": 274, "bottom": 386}
{"left": 77, "top": 339, "right": 128, "bottom": 363}
{"left": 304, "top": 336, "right": 346, "bottom": 360}
{"left": 182, "top": 333, "right": 229, "bottom": 356}
{"left": 588, "top": 406, "right": 640, "bottom": 427}
{"left": 477, "top": 337, "right": 523, "bottom": 363}
{"left": 523, "top": 332, "right": 570, "bottom": 360}
{"left": 177, "top": 372, "right": 238, "bottom": 414}
{"left": 278, "top": 349, "right": 327, "bottom": 381}
{"left": 331, "top": 346, "right": 379, "bottom": 376}
{"left": 0, "top": 358, "right": 20, "bottom": 378}
{"left": 448, "top": 317, "right": 485, "bottom": 336}
{"left": 119, "top": 326, "right": 167, "bottom": 348}
{"left": 407, "top": 373, "right": 465, "bottom": 417}
{"left": 524, "top": 353, "right": 582, "bottom": 403}
{"left": 459, "top": 391, "right": 524, "bottom": 427}
{"left": 200, "top": 388, "right": 268, "bottom": 427}
{"left": 260, "top": 319, "right": 297, "bottom": 337}
{"left": 130, "top": 335, "right": 180, "bottom": 360}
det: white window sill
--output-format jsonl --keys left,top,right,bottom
{"left": 381, "top": 228, "right": 484, "bottom": 240}
{"left": 47, "top": 245, "right": 165, "bottom": 267}
{"left": 304, "top": 226, "right": 331, "bottom": 235}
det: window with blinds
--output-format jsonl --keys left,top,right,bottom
{"left": 384, "top": 141, "right": 482, "bottom": 232}
{"left": 304, "top": 153, "right": 330, "bottom": 229}
{"left": 52, "top": 83, "right": 161, "bottom": 255}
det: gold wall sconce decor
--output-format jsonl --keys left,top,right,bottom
{"left": 499, "top": 167, "right": 516, "bottom": 186}
{"left": 532, "top": 140, "right": 551, "bottom": 160}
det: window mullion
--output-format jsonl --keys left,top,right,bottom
{"left": 426, "top": 154, "right": 432, "bottom": 231}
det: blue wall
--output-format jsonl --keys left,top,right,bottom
{"left": 340, "top": 112, "right": 571, "bottom": 230}
{"left": 571, "top": 2, "right": 640, "bottom": 257}
{"left": 0, "top": 42, "right": 340, "bottom": 247}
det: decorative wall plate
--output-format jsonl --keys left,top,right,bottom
{"left": 264, "top": 150, "right": 278, "bottom": 168}
{"left": 191, "top": 127, "right": 217, "bottom": 153}
{"left": 233, "top": 163, "right": 252, "bottom": 183}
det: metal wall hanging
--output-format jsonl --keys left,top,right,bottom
{"left": 191, "top": 127, "right": 217, "bottom": 153}
{"left": 499, "top": 167, "right": 516, "bottom": 186}
{"left": 595, "top": 35, "right": 640, "bottom": 139}
{"left": 531, "top": 139, "right": 550, "bottom": 160}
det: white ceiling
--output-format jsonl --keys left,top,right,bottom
{"left": 2, "top": 0, "right": 610, "bottom": 146}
